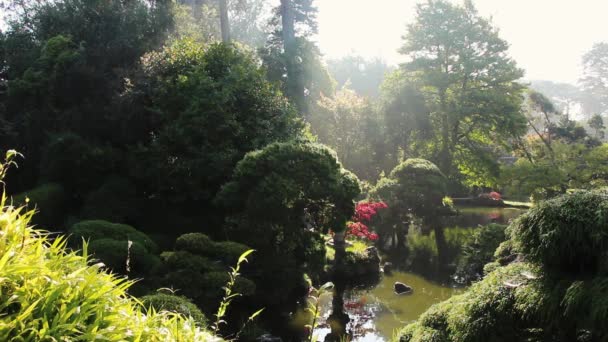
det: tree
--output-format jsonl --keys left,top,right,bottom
{"left": 580, "top": 42, "right": 608, "bottom": 115}
{"left": 311, "top": 87, "right": 387, "bottom": 180}
{"left": 398, "top": 0, "right": 526, "bottom": 185}
{"left": 128, "top": 40, "right": 303, "bottom": 232}
{"left": 370, "top": 158, "right": 450, "bottom": 248}
{"left": 327, "top": 55, "right": 393, "bottom": 98}
{"left": 588, "top": 114, "right": 605, "bottom": 139}
{"left": 215, "top": 142, "right": 359, "bottom": 318}
{"left": 260, "top": 0, "right": 333, "bottom": 116}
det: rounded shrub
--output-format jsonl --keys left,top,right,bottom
{"left": 210, "top": 241, "right": 250, "bottom": 264}
{"left": 160, "top": 251, "right": 221, "bottom": 273}
{"left": 175, "top": 233, "right": 215, "bottom": 255}
{"left": 70, "top": 220, "right": 157, "bottom": 253}
{"left": 511, "top": 189, "right": 608, "bottom": 275}
{"left": 88, "top": 238, "right": 161, "bottom": 275}
{"left": 140, "top": 293, "right": 207, "bottom": 326}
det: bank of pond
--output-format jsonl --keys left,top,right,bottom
{"left": 302, "top": 206, "right": 525, "bottom": 341}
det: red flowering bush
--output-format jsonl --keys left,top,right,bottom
{"left": 489, "top": 192, "right": 502, "bottom": 200}
{"left": 346, "top": 201, "right": 387, "bottom": 241}
{"left": 479, "top": 192, "right": 503, "bottom": 201}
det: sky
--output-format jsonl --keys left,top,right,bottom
{"left": 316, "top": 0, "right": 608, "bottom": 84}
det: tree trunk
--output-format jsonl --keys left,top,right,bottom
{"left": 327, "top": 231, "right": 349, "bottom": 341}
{"left": 280, "top": 0, "right": 306, "bottom": 116}
{"left": 219, "top": 0, "right": 230, "bottom": 43}
{"left": 439, "top": 90, "right": 452, "bottom": 174}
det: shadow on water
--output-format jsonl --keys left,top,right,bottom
{"left": 298, "top": 206, "right": 526, "bottom": 341}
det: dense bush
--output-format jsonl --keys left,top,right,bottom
{"left": 11, "top": 182, "right": 67, "bottom": 228}
{"left": 129, "top": 40, "right": 303, "bottom": 212}
{"left": 454, "top": 224, "right": 508, "bottom": 284}
{"left": 399, "top": 189, "right": 608, "bottom": 341}
{"left": 511, "top": 189, "right": 608, "bottom": 276}
{"left": 70, "top": 220, "right": 157, "bottom": 253}
{"left": 0, "top": 195, "right": 218, "bottom": 341}
{"left": 88, "top": 238, "right": 161, "bottom": 275}
{"left": 160, "top": 233, "right": 255, "bottom": 313}
{"left": 81, "top": 175, "right": 138, "bottom": 223}
{"left": 140, "top": 293, "right": 208, "bottom": 327}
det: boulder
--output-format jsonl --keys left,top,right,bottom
{"left": 394, "top": 282, "right": 413, "bottom": 295}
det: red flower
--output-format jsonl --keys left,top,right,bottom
{"left": 346, "top": 201, "right": 387, "bottom": 241}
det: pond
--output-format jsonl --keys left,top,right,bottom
{"left": 306, "top": 206, "right": 526, "bottom": 341}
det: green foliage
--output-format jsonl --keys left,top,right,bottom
{"left": 81, "top": 175, "right": 138, "bottom": 223}
{"left": 405, "top": 226, "right": 473, "bottom": 279}
{"left": 175, "top": 233, "right": 216, "bottom": 255}
{"left": 88, "top": 238, "right": 161, "bottom": 275}
{"left": 454, "top": 224, "right": 508, "bottom": 284}
{"left": 141, "top": 293, "right": 208, "bottom": 327}
{"left": 70, "top": 220, "right": 157, "bottom": 253}
{"left": 310, "top": 87, "right": 389, "bottom": 181}
{"left": 393, "top": 0, "right": 526, "bottom": 185}
{"left": 160, "top": 251, "right": 222, "bottom": 274}
{"left": 40, "top": 133, "right": 120, "bottom": 195}
{"left": 216, "top": 141, "right": 360, "bottom": 308}
{"left": 130, "top": 40, "right": 302, "bottom": 209}
{"left": 399, "top": 190, "right": 608, "bottom": 341}
{"left": 327, "top": 55, "right": 392, "bottom": 98}
{"left": 12, "top": 182, "right": 67, "bottom": 228}
{"left": 371, "top": 159, "right": 449, "bottom": 237}
{"left": 511, "top": 189, "right": 608, "bottom": 276}
{"left": 0, "top": 191, "right": 218, "bottom": 341}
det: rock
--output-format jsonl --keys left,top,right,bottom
{"left": 394, "top": 282, "right": 413, "bottom": 295}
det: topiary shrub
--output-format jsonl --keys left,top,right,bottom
{"left": 511, "top": 189, "right": 608, "bottom": 276}
{"left": 70, "top": 220, "right": 157, "bottom": 253}
{"left": 140, "top": 293, "right": 207, "bottom": 327}
{"left": 174, "top": 233, "right": 215, "bottom": 255}
{"left": 11, "top": 182, "right": 67, "bottom": 228}
{"left": 210, "top": 241, "right": 250, "bottom": 264}
{"left": 160, "top": 251, "right": 222, "bottom": 273}
{"left": 88, "top": 238, "right": 161, "bottom": 275}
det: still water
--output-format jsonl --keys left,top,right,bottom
{"left": 308, "top": 206, "right": 526, "bottom": 341}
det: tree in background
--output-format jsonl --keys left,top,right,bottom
{"left": 218, "top": 0, "right": 230, "bottom": 42}
{"left": 588, "top": 113, "right": 605, "bottom": 139}
{"left": 1, "top": 0, "right": 172, "bottom": 192}
{"left": 260, "top": 0, "right": 334, "bottom": 117}
{"left": 327, "top": 55, "right": 393, "bottom": 98}
{"left": 311, "top": 87, "right": 388, "bottom": 181}
{"left": 580, "top": 42, "right": 608, "bottom": 115}
{"left": 397, "top": 0, "right": 527, "bottom": 186}
{"left": 379, "top": 70, "right": 432, "bottom": 167}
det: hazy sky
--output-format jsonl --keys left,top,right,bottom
{"left": 316, "top": 0, "right": 608, "bottom": 84}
